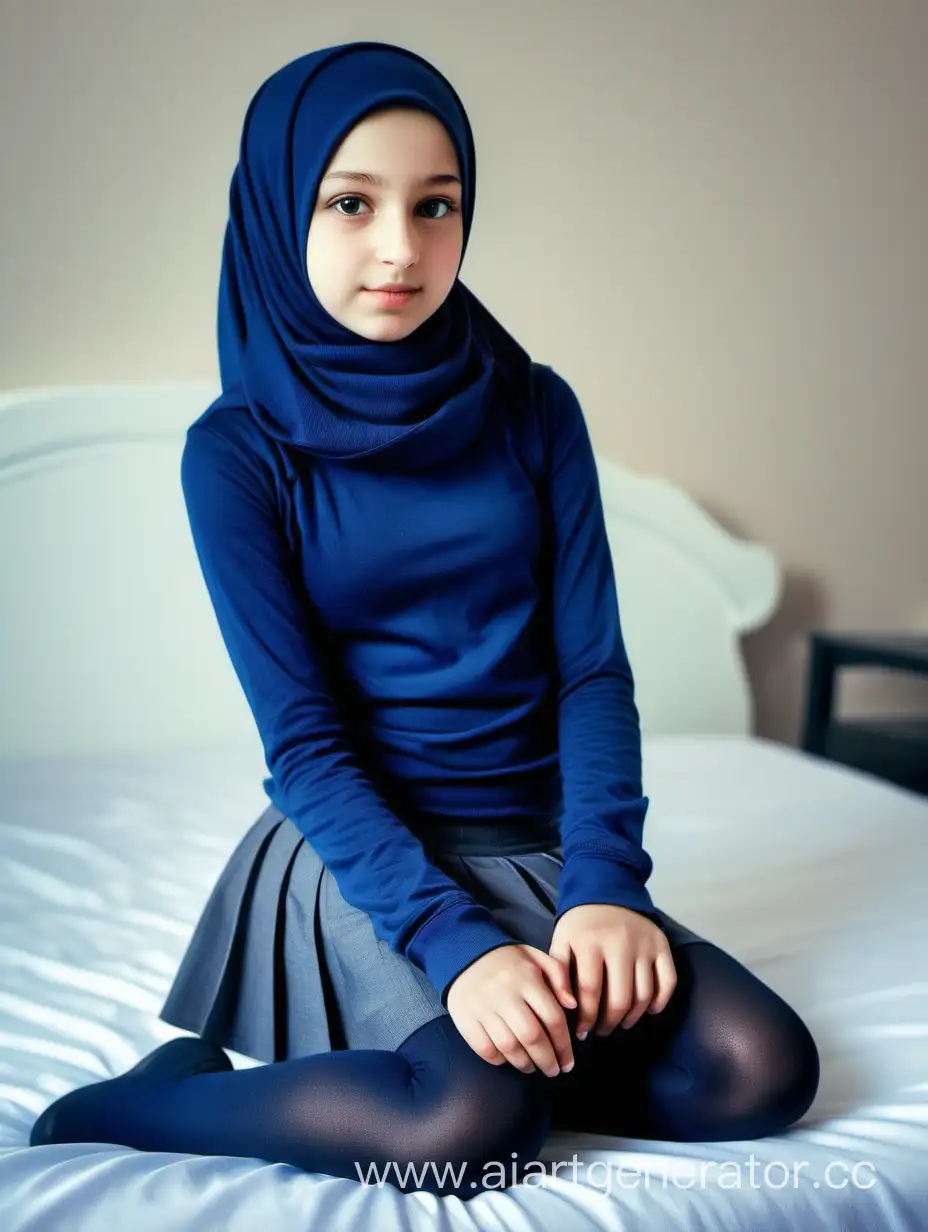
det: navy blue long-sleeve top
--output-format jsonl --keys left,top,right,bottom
{"left": 181, "top": 362, "right": 659, "bottom": 1006}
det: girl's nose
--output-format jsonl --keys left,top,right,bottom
{"left": 374, "top": 210, "right": 420, "bottom": 267}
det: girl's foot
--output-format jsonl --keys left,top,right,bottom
{"left": 29, "top": 1036, "right": 232, "bottom": 1147}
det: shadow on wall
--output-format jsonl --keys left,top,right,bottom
{"left": 742, "top": 569, "right": 829, "bottom": 747}
{"left": 698, "top": 498, "right": 829, "bottom": 747}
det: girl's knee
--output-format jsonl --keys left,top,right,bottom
{"left": 473, "top": 1065, "right": 552, "bottom": 1160}
{"left": 436, "top": 1066, "right": 552, "bottom": 1190}
{"left": 675, "top": 942, "right": 821, "bottom": 1138}
{"left": 759, "top": 1009, "right": 820, "bottom": 1128}
{"left": 698, "top": 1002, "right": 821, "bottom": 1138}
{"left": 401, "top": 1016, "right": 552, "bottom": 1173}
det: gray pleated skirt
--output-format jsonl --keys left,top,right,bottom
{"left": 159, "top": 802, "right": 704, "bottom": 1062}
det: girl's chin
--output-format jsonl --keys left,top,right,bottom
{"left": 352, "top": 303, "right": 433, "bottom": 338}
{"left": 348, "top": 317, "right": 421, "bottom": 342}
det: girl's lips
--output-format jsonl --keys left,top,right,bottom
{"left": 366, "top": 288, "right": 421, "bottom": 307}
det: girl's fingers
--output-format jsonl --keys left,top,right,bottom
{"left": 597, "top": 952, "right": 634, "bottom": 1034}
{"left": 468, "top": 1019, "right": 508, "bottom": 1065}
{"left": 647, "top": 948, "right": 678, "bottom": 1015}
{"left": 523, "top": 980, "right": 576, "bottom": 1073}
{"left": 485, "top": 1011, "right": 537, "bottom": 1074}
{"left": 574, "top": 949, "right": 605, "bottom": 1039}
{"left": 619, "top": 958, "right": 655, "bottom": 1031}
{"left": 534, "top": 949, "right": 577, "bottom": 1009}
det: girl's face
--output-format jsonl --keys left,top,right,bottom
{"left": 306, "top": 107, "right": 464, "bottom": 342}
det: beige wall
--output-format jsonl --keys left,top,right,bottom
{"left": 2, "top": 0, "right": 926, "bottom": 744}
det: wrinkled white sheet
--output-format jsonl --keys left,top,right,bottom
{"left": 1, "top": 736, "right": 926, "bottom": 1231}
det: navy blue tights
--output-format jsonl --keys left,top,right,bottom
{"left": 29, "top": 941, "right": 819, "bottom": 1198}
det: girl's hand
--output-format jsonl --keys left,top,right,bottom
{"left": 445, "top": 943, "right": 578, "bottom": 1077}
{"left": 549, "top": 904, "right": 677, "bottom": 1039}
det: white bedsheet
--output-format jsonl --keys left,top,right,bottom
{"left": 1, "top": 736, "right": 926, "bottom": 1231}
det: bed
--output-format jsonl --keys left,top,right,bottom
{"left": 1, "top": 383, "right": 926, "bottom": 1231}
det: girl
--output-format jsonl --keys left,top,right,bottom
{"left": 29, "top": 41, "right": 819, "bottom": 1198}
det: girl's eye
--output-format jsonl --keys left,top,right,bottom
{"left": 330, "top": 196, "right": 459, "bottom": 220}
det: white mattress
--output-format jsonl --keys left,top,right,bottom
{"left": 1, "top": 735, "right": 926, "bottom": 1231}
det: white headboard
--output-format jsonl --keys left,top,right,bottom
{"left": 0, "top": 384, "right": 780, "bottom": 758}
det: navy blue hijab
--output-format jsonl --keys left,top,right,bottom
{"left": 210, "top": 40, "right": 532, "bottom": 468}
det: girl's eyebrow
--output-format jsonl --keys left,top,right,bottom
{"left": 321, "top": 171, "right": 461, "bottom": 187}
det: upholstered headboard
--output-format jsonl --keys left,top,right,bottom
{"left": 0, "top": 384, "right": 779, "bottom": 758}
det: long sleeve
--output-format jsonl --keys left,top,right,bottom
{"left": 180, "top": 421, "right": 519, "bottom": 1006}
{"left": 537, "top": 367, "right": 662, "bottom": 929}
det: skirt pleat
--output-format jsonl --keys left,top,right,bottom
{"left": 159, "top": 802, "right": 704, "bottom": 1062}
